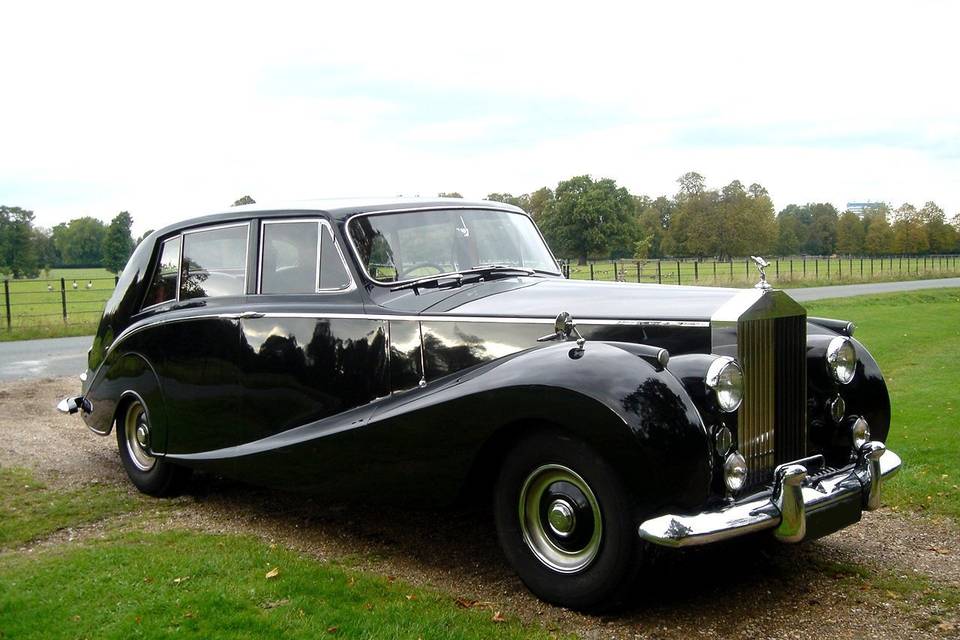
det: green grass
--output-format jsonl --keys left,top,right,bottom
{"left": 805, "top": 289, "right": 960, "bottom": 520}
{"left": 0, "top": 530, "right": 563, "bottom": 639}
{"left": 566, "top": 255, "right": 960, "bottom": 287}
{"left": 0, "top": 466, "right": 139, "bottom": 547}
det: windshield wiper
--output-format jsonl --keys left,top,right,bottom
{"left": 389, "top": 265, "right": 541, "bottom": 293}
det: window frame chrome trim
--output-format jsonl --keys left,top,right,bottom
{"left": 343, "top": 206, "right": 563, "bottom": 288}
{"left": 140, "top": 234, "right": 184, "bottom": 312}
{"left": 256, "top": 217, "right": 357, "bottom": 295}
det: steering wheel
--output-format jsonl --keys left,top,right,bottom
{"left": 400, "top": 262, "right": 446, "bottom": 279}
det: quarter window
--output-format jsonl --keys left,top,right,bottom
{"left": 180, "top": 225, "right": 248, "bottom": 300}
{"left": 144, "top": 237, "right": 181, "bottom": 307}
{"left": 319, "top": 225, "right": 351, "bottom": 290}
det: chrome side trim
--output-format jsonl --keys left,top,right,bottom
{"left": 638, "top": 444, "right": 902, "bottom": 548}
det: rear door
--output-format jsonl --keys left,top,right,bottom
{"left": 238, "top": 218, "right": 388, "bottom": 443}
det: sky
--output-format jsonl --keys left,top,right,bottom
{"left": 2, "top": 1, "right": 958, "bottom": 236}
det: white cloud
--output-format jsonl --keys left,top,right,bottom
{"left": 1, "top": 0, "right": 959, "bottom": 235}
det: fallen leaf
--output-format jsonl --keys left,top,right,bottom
{"left": 492, "top": 611, "right": 505, "bottom": 623}
{"left": 363, "top": 602, "right": 373, "bottom": 611}
{"left": 173, "top": 576, "right": 190, "bottom": 585}
{"left": 405, "top": 594, "right": 416, "bottom": 600}
{"left": 386, "top": 575, "right": 396, "bottom": 582}
{"left": 265, "top": 567, "right": 280, "bottom": 579}
{"left": 327, "top": 626, "right": 339, "bottom": 634}
{"left": 455, "top": 597, "right": 478, "bottom": 609}
{"left": 183, "top": 611, "right": 195, "bottom": 619}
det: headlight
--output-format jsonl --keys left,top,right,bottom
{"left": 706, "top": 356, "right": 743, "bottom": 413}
{"left": 852, "top": 417, "right": 871, "bottom": 449}
{"left": 724, "top": 451, "right": 747, "bottom": 492}
{"left": 826, "top": 336, "right": 857, "bottom": 384}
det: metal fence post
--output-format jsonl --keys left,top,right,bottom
{"left": 60, "top": 277, "right": 67, "bottom": 323}
{"left": 729, "top": 259, "right": 733, "bottom": 281}
{"left": 713, "top": 261, "right": 717, "bottom": 282}
{"left": 860, "top": 258, "right": 863, "bottom": 277}
{"left": 694, "top": 261, "right": 698, "bottom": 282}
{"left": 589, "top": 263, "right": 594, "bottom": 280}
{"left": 775, "top": 259, "right": 779, "bottom": 279}
{"left": 745, "top": 258, "right": 749, "bottom": 278}
{"left": 676, "top": 260, "right": 681, "bottom": 285}
{"left": 803, "top": 256, "right": 806, "bottom": 277}
{"left": 636, "top": 261, "right": 641, "bottom": 283}
{"left": 115, "top": 275, "right": 119, "bottom": 285}
{"left": 657, "top": 261, "right": 662, "bottom": 284}
{"left": 3, "top": 280, "right": 10, "bottom": 330}
{"left": 815, "top": 259, "right": 819, "bottom": 279}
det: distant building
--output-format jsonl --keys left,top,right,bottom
{"left": 846, "top": 201, "right": 883, "bottom": 215}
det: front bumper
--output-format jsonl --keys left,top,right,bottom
{"left": 638, "top": 441, "right": 901, "bottom": 547}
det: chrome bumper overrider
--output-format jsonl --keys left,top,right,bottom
{"left": 638, "top": 441, "right": 901, "bottom": 547}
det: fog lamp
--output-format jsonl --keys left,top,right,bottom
{"left": 852, "top": 417, "right": 871, "bottom": 449}
{"left": 724, "top": 451, "right": 747, "bottom": 493}
{"left": 829, "top": 395, "right": 846, "bottom": 424}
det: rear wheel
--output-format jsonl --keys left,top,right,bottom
{"left": 493, "top": 432, "right": 642, "bottom": 610}
{"left": 116, "top": 397, "right": 191, "bottom": 496}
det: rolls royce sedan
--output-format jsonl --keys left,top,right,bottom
{"left": 58, "top": 197, "right": 901, "bottom": 609}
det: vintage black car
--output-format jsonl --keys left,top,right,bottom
{"left": 60, "top": 198, "right": 900, "bottom": 609}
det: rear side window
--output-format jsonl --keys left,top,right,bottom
{"left": 260, "top": 221, "right": 319, "bottom": 294}
{"left": 180, "top": 225, "right": 248, "bottom": 300}
{"left": 319, "top": 225, "right": 351, "bottom": 290}
{"left": 144, "top": 237, "right": 181, "bottom": 307}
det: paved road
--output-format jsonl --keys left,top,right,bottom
{"left": 0, "top": 335, "right": 91, "bottom": 382}
{"left": 1, "top": 277, "right": 957, "bottom": 382}
{"left": 784, "top": 276, "right": 960, "bottom": 301}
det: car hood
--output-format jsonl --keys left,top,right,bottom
{"left": 419, "top": 277, "right": 751, "bottom": 322}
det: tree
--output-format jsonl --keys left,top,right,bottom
{"left": 836, "top": 210, "right": 865, "bottom": 254}
{"left": 136, "top": 229, "right": 155, "bottom": 246}
{"left": 539, "top": 176, "right": 637, "bottom": 264}
{"left": 102, "top": 211, "right": 135, "bottom": 273}
{"left": 892, "top": 203, "right": 928, "bottom": 254}
{"left": 232, "top": 195, "right": 256, "bottom": 206}
{"left": 0, "top": 206, "right": 40, "bottom": 277}
{"left": 32, "top": 227, "right": 59, "bottom": 271}
{"left": 806, "top": 203, "right": 839, "bottom": 254}
{"left": 863, "top": 206, "right": 894, "bottom": 255}
{"left": 485, "top": 193, "right": 524, "bottom": 207}
{"left": 437, "top": 192, "right": 463, "bottom": 198}
{"left": 634, "top": 196, "right": 673, "bottom": 258}
{"left": 920, "top": 201, "right": 955, "bottom": 253}
{"left": 524, "top": 187, "right": 554, "bottom": 223}
{"left": 52, "top": 217, "right": 107, "bottom": 266}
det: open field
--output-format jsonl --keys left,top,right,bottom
{"left": 1, "top": 268, "right": 114, "bottom": 341}
{"left": 0, "top": 289, "right": 959, "bottom": 637}
{"left": 566, "top": 255, "right": 960, "bottom": 288}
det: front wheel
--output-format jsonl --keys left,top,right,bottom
{"left": 493, "top": 432, "right": 643, "bottom": 610}
{"left": 116, "top": 397, "right": 191, "bottom": 497}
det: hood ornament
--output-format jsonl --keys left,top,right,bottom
{"left": 751, "top": 256, "right": 772, "bottom": 290}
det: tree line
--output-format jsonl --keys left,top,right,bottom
{"left": 0, "top": 206, "right": 144, "bottom": 278}
{"left": 4, "top": 180, "right": 960, "bottom": 278}
{"left": 483, "top": 172, "right": 960, "bottom": 264}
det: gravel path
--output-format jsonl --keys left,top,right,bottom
{"left": 3, "top": 377, "right": 958, "bottom": 639}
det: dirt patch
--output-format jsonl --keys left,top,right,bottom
{"left": 2, "top": 377, "right": 958, "bottom": 639}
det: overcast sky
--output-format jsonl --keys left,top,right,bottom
{"left": 2, "top": 1, "right": 958, "bottom": 236}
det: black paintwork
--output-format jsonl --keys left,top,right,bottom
{"left": 80, "top": 198, "right": 891, "bottom": 519}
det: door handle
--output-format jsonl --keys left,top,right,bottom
{"left": 236, "top": 311, "right": 265, "bottom": 319}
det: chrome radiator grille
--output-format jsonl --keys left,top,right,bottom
{"left": 737, "top": 315, "right": 807, "bottom": 487}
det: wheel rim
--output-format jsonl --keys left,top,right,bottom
{"left": 124, "top": 400, "right": 155, "bottom": 472}
{"left": 518, "top": 464, "right": 602, "bottom": 573}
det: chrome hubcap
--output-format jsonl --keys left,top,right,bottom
{"left": 547, "top": 499, "right": 576, "bottom": 536}
{"left": 518, "top": 464, "right": 602, "bottom": 574}
{"left": 124, "top": 400, "right": 155, "bottom": 472}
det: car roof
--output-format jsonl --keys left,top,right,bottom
{"left": 150, "top": 197, "right": 526, "bottom": 239}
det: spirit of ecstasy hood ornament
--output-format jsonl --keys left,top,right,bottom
{"left": 751, "top": 255, "right": 772, "bottom": 290}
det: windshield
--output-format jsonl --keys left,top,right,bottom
{"left": 348, "top": 209, "right": 559, "bottom": 283}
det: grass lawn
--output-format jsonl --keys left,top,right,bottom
{"left": 805, "top": 288, "right": 960, "bottom": 520}
{"left": 0, "top": 466, "right": 564, "bottom": 640}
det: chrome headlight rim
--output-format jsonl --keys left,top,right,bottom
{"left": 706, "top": 356, "right": 744, "bottom": 413}
{"left": 826, "top": 336, "right": 858, "bottom": 385}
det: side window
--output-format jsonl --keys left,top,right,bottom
{"left": 180, "top": 225, "right": 248, "bottom": 300}
{"left": 319, "top": 224, "right": 352, "bottom": 290}
{"left": 260, "top": 221, "right": 319, "bottom": 294}
{"left": 144, "top": 236, "right": 181, "bottom": 308}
